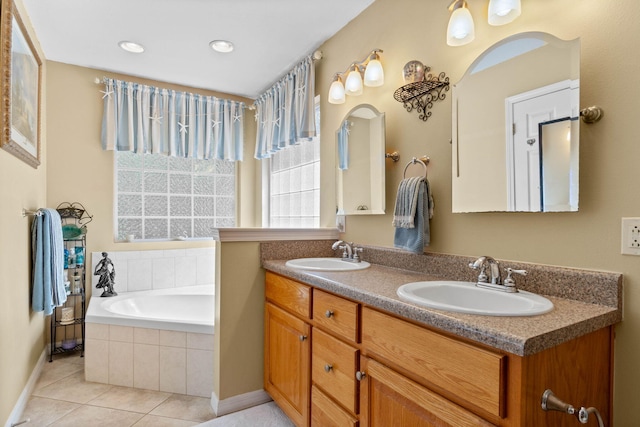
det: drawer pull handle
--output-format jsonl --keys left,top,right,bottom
{"left": 325, "top": 310, "right": 334, "bottom": 318}
{"left": 355, "top": 371, "right": 366, "bottom": 381}
{"left": 299, "top": 335, "right": 308, "bottom": 342}
{"left": 324, "top": 364, "right": 333, "bottom": 372}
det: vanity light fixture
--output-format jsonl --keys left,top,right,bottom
{"left": 447, "top": 1, "right": 475, "bottom": 46}
{"left": 447, "top": 0, "right": 521, "bottom": 46}
{"left": 488, "top": 0, "right": 521, "bottom": 26}
{"left": 328, "top": 75, "right": 346, "bottom": 104}
{"left": 327, "top": 49, "right": 384, "bottom": 105}
{"left": 118, "top": 41, "right": 145, "bottom": 53}
{"left": 209, "top": 40, "right": 234, "bottom": 53}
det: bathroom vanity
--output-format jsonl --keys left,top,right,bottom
{"left": 262, "top": 245, "right": 621, "bottom": 427}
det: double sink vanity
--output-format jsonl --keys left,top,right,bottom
{"left": 261, "top": 241, "right": 622, "bottom": 427}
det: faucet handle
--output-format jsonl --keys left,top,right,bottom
{"left": 353, "top": 246, "right": 363, "bottom": 261}
{"left": 469, "top": 260, "right": 489, "bottom": 283}
{"left": 504, "top": 268, "right": 527, "bottom": 288}
{"left": 338, "top": 245, "right": 349, "bottom": 258}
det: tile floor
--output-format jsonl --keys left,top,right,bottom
{"left": 20, "top": 352, "right": 216, "bottom": 426}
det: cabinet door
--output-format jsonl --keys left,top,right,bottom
{"left": 265, "top": 303, "right": 311, "bottom": 427}
{"left": 359, "top": 356, "right": 496, "bottom": 427}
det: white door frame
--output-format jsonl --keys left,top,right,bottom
{"left": 505, "top": 79, "right": 579, "bottom": 210}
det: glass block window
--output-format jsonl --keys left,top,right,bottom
{"left": 115, "top": 152, "right": 235, "bottom": 240}
{"left": 267, "top": 97, "right": 320, "bottom": 228}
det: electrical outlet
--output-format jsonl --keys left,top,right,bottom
{"left": 621, "top": 218, "right": 640, "bottom": 255}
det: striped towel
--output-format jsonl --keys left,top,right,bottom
{"left": 392, "top": 176, "right": 424, "bottom": 228}
{"left": 393, "top": 177, "right": 434, "bottom": 253}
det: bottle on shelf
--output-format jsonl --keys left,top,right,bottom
{"left": 67, "top": 249, "right": 75, "bottom": 268}
{"left": 72, "top": 271, "right": 82, "bottom": 294}
{"left": 75, "top": 246, "right": 84, "bottom": 267}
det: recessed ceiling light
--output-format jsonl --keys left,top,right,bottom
{"left": 118, "top": 41, "right": 145, "bottom": 53}
{"left": 209, "top": 40, "right": 234, "bottom": 53}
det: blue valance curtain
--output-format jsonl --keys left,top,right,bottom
{"left": 101, "top": 78, "right": 245, "bottom": 161}
{"left": 254, "top": 55, "right": 316, "bottom": 159}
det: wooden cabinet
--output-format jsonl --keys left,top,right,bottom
{"left": 359, "top": 356, "right": 495, "bottom": 427}
{"left": 265, "top": 274, "right": 312, "bottom": 427}
{"left": 362, "top": 308, "right": 505, "bottom": 420}
{"left": 265, "top": 272, "right": 613, "bottom": 427}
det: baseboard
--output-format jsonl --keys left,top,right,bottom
{"left": 4, "top": 348, "right": 47, "bottom": 427}
{"left": 210, "top": 389, "right": 272, "bottom": 417}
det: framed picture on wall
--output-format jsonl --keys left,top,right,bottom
{"left": 0, "top": 0, "right": 43, "bottom": 168}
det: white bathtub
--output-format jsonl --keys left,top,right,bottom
{"left": 86, "top": 285, "right": 214, "bottom": 334}
{"left": 85, "top": 284, "right": 215, "bottom": 397}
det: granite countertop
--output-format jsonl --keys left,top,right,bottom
{"left": 262, "top": 259, "right": 621, "bottom": 356}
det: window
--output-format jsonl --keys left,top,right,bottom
{"left": 115, "top": 152, "right": 235, "bottom": 240}
{"left": 266, "top": 97, "right": 321, "bottom": 228}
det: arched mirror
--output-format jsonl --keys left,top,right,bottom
{"left": 452, "top": 32, "right": 580, "bottom": 212}
{"left": 336, "top": 104, "right": 386, "bottom": 215}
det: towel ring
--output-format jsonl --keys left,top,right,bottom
{"left": 403, "top": 157, "right": 429, "bottom": 178}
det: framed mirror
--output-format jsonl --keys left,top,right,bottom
{"left": 336, "top": 104, "right": 386, "bottom": 215}
{"left": 452, "top": 32, "right": 580, "bottom": 212}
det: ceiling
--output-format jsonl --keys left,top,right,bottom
{"left": 22, "top": 0, "right": 375, "bottom": 100}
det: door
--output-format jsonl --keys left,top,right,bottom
{"left": 359, "top": 356, "right": 495, "bottom": 427}
{"left": 264, "top": 302, "right": 311, "bottom": 427}
{"left": 507, "top": 81, "right": 576, "bottom": 211}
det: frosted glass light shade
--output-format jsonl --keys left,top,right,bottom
{"left": 328, "top": 80, "right": 346, "bottom": 104}
{"left": 488, "top": 0, "right": 521, "bottom": 25}
{"left": 364, "top": 59, "right": 384, "bottom": 87}
{"left": 447, "top": 6, "right": 475, "bottom": 46}
{"left": 345, "top": 69, "right": 363, "bottom": 96}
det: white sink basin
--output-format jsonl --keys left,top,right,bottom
{"left": 397, "top": 281, "right": 553, "bottom": 316}
{"left": 285, "top": 257, "right": 371, "bottom": 272}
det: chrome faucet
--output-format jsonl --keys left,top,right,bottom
{"left": 469, "top": 256, "right": 526, "bottom": 293}
{"left": 332, "top": 240, "right": 363, "bottom": 263}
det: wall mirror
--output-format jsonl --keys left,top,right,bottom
{"left": 336, "top": 104, "right": 386, "bottom": 215}
{"left": 452, "top": 32, "right": 580, "bottom": 212}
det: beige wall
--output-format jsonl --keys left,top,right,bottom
{"left": 317, "top": 0, "right": 640, "bottom": 424}
{"left": 0, "top": 0, "right": 48, "bottom": 423}
{"left": 5, "top": 0, "right": 640, "bottom": 424}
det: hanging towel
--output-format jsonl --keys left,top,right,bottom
{"left": 31, "top": 208, "right": 67, "bottom": 315}
{"left": 393, "top": 177, "right": 434, "bottom": 254}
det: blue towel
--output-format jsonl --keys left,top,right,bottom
{"left": 393, "top": 178, "right": 434, "bottom": 254}
{"left": 31, "top": 208, "right": 67, "bottom": 315}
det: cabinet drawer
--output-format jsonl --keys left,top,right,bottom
{"left": 313, "top": 290, "right": 359, "bottom": 343}
{"left": 266, "top": 272, "right": 311, "bottom": 320}
{"left": 362, "top": 308, "right": 505, "bottom": 419}
{"left": 312, "top": 328, "right": 359, "bottom": 414}
{"left": 311, "top": 385, "right": 358, "bottom": 427}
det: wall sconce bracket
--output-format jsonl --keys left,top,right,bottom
{"left": 394, "top": 68, "right": 450, "bottom": 122}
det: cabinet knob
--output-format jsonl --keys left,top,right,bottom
{"left": 325, "top": 310, "right": 334, "bottom": 318}
{"left": 356, "top": 371, "right": 366, "bottom": 381}
{"left": 324, "top": 364, "right": 333, "bottom": 373}
{"left": 299, "top": 335, "right": 308, "bottom": 342}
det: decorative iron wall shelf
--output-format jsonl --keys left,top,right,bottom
{"left": 393, "top": 67, "right": 450, "bottom": 122}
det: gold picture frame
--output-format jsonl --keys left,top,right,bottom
{"left": 1, "top": 0, "right": 42, "bottom": 168}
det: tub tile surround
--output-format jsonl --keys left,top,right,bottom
{"left": 90, "top": 248, "right": 215, "bottom": 295}
{"left": 260, "top": 241, "right": 622, "bottom": 356}
{"left": 86, "top": 323, "right": 214, "bottom": 398}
